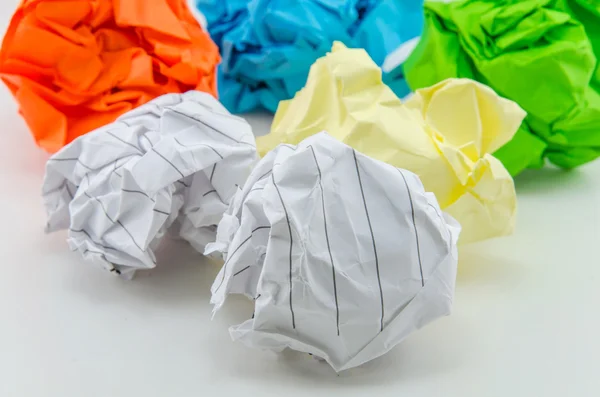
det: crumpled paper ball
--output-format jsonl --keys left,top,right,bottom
{"left": 42, "top": 91, "right": 257, "bottom": 278}
{"left": 193, "top": 0, "right": 423, "bottom": 113}
{"left": 258, "top": 42, "right": 525, "bottom": 244}
{"left": 206, "top": 132, "right": 460, "bottom": 372}
{"left": 0, "top": 0, "right": 220, "bottom": 153}
{"left": 402, "top": 0, "right": 600, "bottom": 176}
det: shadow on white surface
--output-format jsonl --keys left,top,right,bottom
{"left": 514, "top": 166, "right": 589, "bottom": 195}
{"left": 59, "top": 238, "right": 218, "bottom": 308}
{"left": 457, "top": 243, "right": 525, "bottom": 287}
{"left": 201, "top": 312, "right": 469, "bottom": 387}
{"left": 242, "top": 111, "right": 274, "bottom": 137}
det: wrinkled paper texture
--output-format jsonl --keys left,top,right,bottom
{"left": 206, "top": 132, "right": 460, "bottom": 372}
{"left": 403, "top": 0, "right": 600, "bottom": 176}
{"left": 194, "top": 0, "right": 423, "bottom": 113}
{"left": 259, "top": 42, "right": 524, "bottom": 244}
{"left": 0, "top": 0, "right": 220, "bottom": 152}
{"left": 43, "top": 91, "right": 257, "bottom": 278}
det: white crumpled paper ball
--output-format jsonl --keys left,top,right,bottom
{"left": 206, "top": 132, "right": 461, "bottom": 372}
{"left": 42, "top": 91, "right": 258, "bottom": 278}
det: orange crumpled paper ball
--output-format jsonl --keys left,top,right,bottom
{"left": 0, "top": 0, "right": 220, "bottom": 153}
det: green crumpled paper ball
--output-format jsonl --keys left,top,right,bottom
{"left": 403, "top": 0, "right": 600, "bottom": 176}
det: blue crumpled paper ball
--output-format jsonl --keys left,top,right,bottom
{"left": 194, "top": 0, "right": 424, "bottom": 113}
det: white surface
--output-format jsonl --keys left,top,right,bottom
{"left": 0, "top": 2, "right": 599, "bottom": 396}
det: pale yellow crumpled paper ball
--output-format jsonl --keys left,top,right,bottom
{"left": 257, "top": 42, "right": 526, "bottom": 243}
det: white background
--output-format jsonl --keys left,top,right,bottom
{"left": 0, "top": 1, "right": 599, "bottom": 396}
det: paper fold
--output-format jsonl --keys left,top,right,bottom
{"left": 207, "top": 132, "right": 460, "bottom": 372}
{"left": 42, "top": 91, "right": 257, "bottom": 278}
{"left": 0, "top": 0, "right": 220, "bottom": 152}
{"left": 194, "top": 0, "right": 423, "bottom": 113}
{"left": 402, "top": 0, "right": 600, "bottom": 175}
{"left": 259, "top": 42, "right": 524, "bottom": 243}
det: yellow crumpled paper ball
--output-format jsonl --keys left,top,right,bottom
{"left": 257, "top": 42, "right": 526, "bottom": 243}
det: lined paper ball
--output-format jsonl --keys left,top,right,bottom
{"left": 207, "top": 132, "right": 460, "bottom": 371}
{"left": 42, "top": 91, "right": 257, "bottom": 278}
